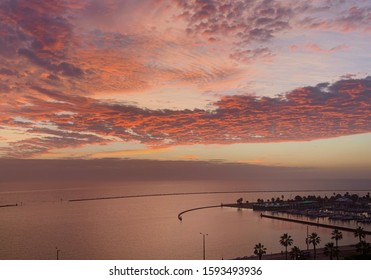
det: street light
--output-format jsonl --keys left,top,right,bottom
{"left": 200, "top": 233, "right": 208, "bottom": 260}
{"left": 306, "top": 226, "right": 309, "bottom": 251}
{"left": 56, "top": 247, "right": 61, "bottom": 260}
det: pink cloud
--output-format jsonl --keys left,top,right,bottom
{"left": 0, "top": 0, "right": 370, "bottom": 159}
{"left": 230, "top": 48, "right": 274, "bottom": 63}
{"left": 299, "top": 3, "right": 371, "bottom": 33}
{"left": 304, "top": 43, "right": 349, "bottom": 54}
{"left": 1, "top": 77, "right": 370, "bottom": 157}
{"left": 288, "top": 44, "right": 299, "bottom": 52}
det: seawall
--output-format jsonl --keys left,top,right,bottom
{"left": 261, "top": 213, "right": 371, "bottom": 234}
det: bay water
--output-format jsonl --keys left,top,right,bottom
{"left": 0, "top": 180, "right": 370, "bottom": 259}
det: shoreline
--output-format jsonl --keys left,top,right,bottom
{"left": 235, "top": 244, "right": 365, "bottom": 260}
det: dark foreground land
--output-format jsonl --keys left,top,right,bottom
{"left": 236, "top": 244, "right": 370, "bottom": 260}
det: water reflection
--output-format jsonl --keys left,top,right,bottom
{"left": 0, "top": 181, "right": 369, "bottom": 259}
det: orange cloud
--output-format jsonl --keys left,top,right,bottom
{"left": 1, "top": 0, "right": 371, "bottom": 158}
{"left": 90, "top": 147, "right": 173, "bottom": 158}
{"left": 180, "top": 155, "right": 199, "bottom": 160}
{"left": 237, "top": 159, "right": 266, "bottom": 165}
{"left": 1, "top": 77, "right": 370, "bottom": 157}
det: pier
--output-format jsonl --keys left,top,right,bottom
{"left": 223, "top": 203, "right": 254, "bottom": 209}
{"left": 260, "top": 213, "right": 371, "bottom": 235}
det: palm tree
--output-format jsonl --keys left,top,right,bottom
{"left": 331, "top": 229, "right": 343, "bottom": 247}
{"left": 253, "top": 243, "right": 267, "bottom": 260}
{"left": 308, "top": 232, "right": 321, "bottom": 259}
{"left": 323, "top": 242, "right": 338, "bottom": 260}
{"left": 356, "top": 240, "right": 371, "bottom": 256}
{"left": 354, "top": 226, "right": 365, "bottom": 243}
{"left": 331, "top": 229, "right": 343, "bottom": 259}
{"left": 290, "top": 246, "right": 301, "bottom": 260}
{"left": 279, "top": 233, "right": 293, "bottom": 260}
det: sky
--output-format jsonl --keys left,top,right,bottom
{"left": 0, "top": 0, "right": 370, "bottom": 170}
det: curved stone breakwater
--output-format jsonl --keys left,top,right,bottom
{"left": 177, "top": 203, "right": 253, "bottom": 220}
{"left": 177, "top": 205, "right": 222, "bottom": 220}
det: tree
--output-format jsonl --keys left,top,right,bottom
{"left": 331, "top": 229, "right": 343, "bottom": 247}
{"left": 294, "top": 195, "right": 302, "bottom": 201}
{"left": 331, "top": 229, "right": 343, "bottom": 259}
{"left": 253, "top": 243, "right": 267, "bottom": 260}
{"left": 356, "top": 241, "right": 371, "bottom": 256}
{"left": 324, "top": 242, "right": 338, "bottom": 260}
{"left": 279, "top": 233, "right": 293, "bottom": 260}
{"left": 308, "top": 232, "right": 321, "bottom": 259}
{"left": 351, "top": 194, "right": 359, "bottom": 202}
{"left": 290, "top": 246, "right": 301, "bottom": 260}
{"left": 354, "top": 226, "right": 365, "bottom": 243}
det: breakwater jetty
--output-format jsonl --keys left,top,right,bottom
{"left": 68, "top": 190, "right": 281, "bottom": 203}
{"left": 178, "top": 205, "right": 221, "bottom": 220}
{"left": 0, "top": 203, "right": 18, "bottom": 208}
{"left": 68, "top": 188, "right": 360, "bottom": 203}
{"left": 69, "top": 192, "right": 249, "bottom": 202}
{"left": 261, "top": 214, "right": 371, "bottom": 235}
{"left": 177, "top": 203, "right": 253, "bottom": 220}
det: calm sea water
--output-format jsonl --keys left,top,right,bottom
{"left": 0, "top": 180, "right": 370, "bottom": 260}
